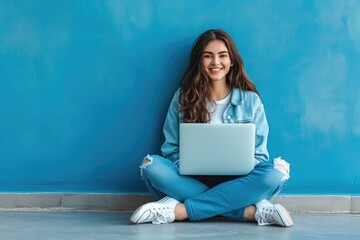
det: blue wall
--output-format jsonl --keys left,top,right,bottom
{"left": 0, "top": 0, "right": 359, "bottom": 194}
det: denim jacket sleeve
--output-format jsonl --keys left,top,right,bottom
{"left": 160, "top": 89, "right": 182, "bottom": 162}
{"left": 253, "top": 100, "right": 270, "bottom": 164}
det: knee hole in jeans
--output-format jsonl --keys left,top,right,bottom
{"left": 274, "top": 157, "right": 290, "bottom": 181}
{"left": 140, "top": 154, "right": 154, "bottom": 178}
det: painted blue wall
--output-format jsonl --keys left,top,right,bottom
{"left": 0, "top": 0, "right": 359, "bottom": 194}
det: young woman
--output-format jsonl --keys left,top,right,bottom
{"left": 130, "top": 29, "right": 293, "bottom": 227}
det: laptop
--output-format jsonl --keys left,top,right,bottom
{"left": 179, "top": 123, "right": 255, "bottom": 175}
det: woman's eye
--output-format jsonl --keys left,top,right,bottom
{"left": 203, "top": 54, "right": 212, "bottom": 59}
{"left": 220, "top": 54, "right": 228, "bottom": 58}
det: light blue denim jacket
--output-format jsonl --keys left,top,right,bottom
{"left": 161, "top": 88, "right": 270, "bottom": 165}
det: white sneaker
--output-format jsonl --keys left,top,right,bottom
{"left": 130, "top": 196, "right": 180, "bottom": 224}
{"left": 255, "top": 199, "right": 293, "bottom": 227}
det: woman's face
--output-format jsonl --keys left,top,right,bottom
{"left": 202, "top": 39, "right": 233, "bottom": 83}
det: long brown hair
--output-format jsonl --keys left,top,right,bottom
{"left": 180, "top": 29, "right": 258, "bottom": 123}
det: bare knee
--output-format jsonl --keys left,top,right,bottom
{"left": 143, "top": 155, "right": 152, "bottom": 164}
{"left": 141, "top": 154, "right": 154, "bottom": 166}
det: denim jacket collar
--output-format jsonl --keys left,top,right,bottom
{"left": 230, "top": 88, "right": 244, "bottom": 106}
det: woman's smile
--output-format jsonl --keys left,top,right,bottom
{"left": 202, "top": 39, "right": 233, "bottom": 82}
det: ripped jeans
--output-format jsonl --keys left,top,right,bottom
{"left": 140, "top": 155, "right": 290, "bottom": 221}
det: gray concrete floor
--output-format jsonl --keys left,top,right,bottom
{"left": 0, "top": 211, "right": 359, "bottom": 240}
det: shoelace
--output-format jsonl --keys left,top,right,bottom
{"left": 149, "top": 207, "right": 175, "bottom": 224}
{"left": 257, "top": 207, "right": 276, "bottom": 226}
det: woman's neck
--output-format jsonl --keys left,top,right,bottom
{"left": 209, "top": 82, "right": 231, "bottom": 101}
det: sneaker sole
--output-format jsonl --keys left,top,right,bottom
{"left": 274, "top": 204, "right": 293, "bottom": 227}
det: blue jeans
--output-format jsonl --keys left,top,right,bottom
{"left": 140, "top": 155, "right": 289, "bottom": 221}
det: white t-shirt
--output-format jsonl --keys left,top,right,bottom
{"left": 208, "top": 93, "right": 231, "bottom": 124}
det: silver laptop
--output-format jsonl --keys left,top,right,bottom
{"left": 179, "top": 123, "right": 255, "bottom": 175}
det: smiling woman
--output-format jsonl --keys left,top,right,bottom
{"left": 130, "top": 29, "right": 293, "bottom": 227}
